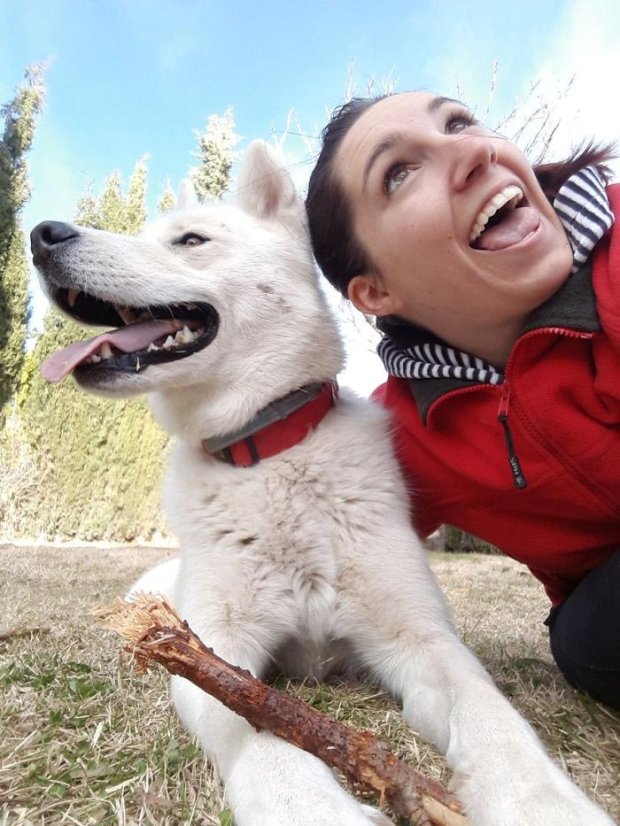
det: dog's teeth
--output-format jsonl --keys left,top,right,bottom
{"left": 147, "top": 343, "right": 160, "bottom": 352}
{"left": 88, "top": 354, "right": 102, "bottom": 364}
{"left": 116, "top": 306, "right": 137, "bottom": 324}
{"left": 136, "top": 356, "right": 141, "bottom": 372}
{"left": 162, "top": 336, "right": 176, "bottom": 350}
{"left": 67, "top": 289, "right": 80, "bottom": 308}
{"left": 100, "top": 343, "right": 114, "bottom": 360}
{"left": 174, "top": 325, "right": 195, "bottom": 345}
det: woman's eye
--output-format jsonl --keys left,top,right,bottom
{"left": 446, "top": 113, "right": 478, "bottom": 134}
{"left": 176, "top": 232, "right": 208, "bottom": 246}
{"left": 384, "top": 164, "right": 413, "bottom": 195}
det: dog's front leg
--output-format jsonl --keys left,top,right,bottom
{"left": 343, "top": 538, "right": 614, "bottom": 826}
{"left": 171, "top": 635, "right": 392, "bottom": 826}
{"left": 395, "top": 638, "right": 613, "bottom": 825}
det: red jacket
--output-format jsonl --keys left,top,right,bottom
{"left": 374, "top": 184, "right": 620, "bottom": 605}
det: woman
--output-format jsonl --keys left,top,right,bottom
{"left": 306, "top": 91, "right": 620, "bottom": 708}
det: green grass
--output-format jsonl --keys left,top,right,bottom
{"left": 1, "top": 545, "right": 618, "bottom": 824}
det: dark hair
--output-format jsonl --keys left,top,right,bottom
{"left": 534, "top": 142, "right": 616, "bottom": 201}
{"left": 306, "top": 96, "right": 388, "bottom": 296}
{"left": 306, "top": 95, "right": 617, "bottom": 297}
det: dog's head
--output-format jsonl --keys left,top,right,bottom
{"left": 31, "top": 142, "right": 344, "bottom": 435}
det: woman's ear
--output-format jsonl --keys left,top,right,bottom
{"left": 347, "top": 273, "right": 401, "bottom": 316}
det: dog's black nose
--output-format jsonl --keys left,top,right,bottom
{"left": 30, "top": 221, "right": 79, "bottom": 262}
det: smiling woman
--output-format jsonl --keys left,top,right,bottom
{"left": 306, "top": 90, "right": 620, "bottom": 710}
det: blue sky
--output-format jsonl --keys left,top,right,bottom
{"left": 3, "top": 0, "right": 620, "bottom": 389}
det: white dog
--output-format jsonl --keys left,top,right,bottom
{"left": 31, "top": 142, "right": 614, "bottom": 826}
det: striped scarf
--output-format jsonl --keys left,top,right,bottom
{"left": 377, "top": 166, "right": 614, "bottom": 385}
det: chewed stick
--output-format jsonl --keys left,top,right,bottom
{"left": 97, "top": 595, "right": 470, "bottom": 826}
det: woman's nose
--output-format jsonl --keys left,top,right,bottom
{"left": 450, "top": 137, "right": 498, "bottom": 191}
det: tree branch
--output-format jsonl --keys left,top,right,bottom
{"left": 97, "top": 596, "right": 469, "bottom": 826}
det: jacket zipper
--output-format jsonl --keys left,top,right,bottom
{"left": 426, "top": 326, "right": 600, "bottom": 496}
{"left": 497, "top": 383, "right": 527, "bottom": 489}
{"left": 496, "top": 327, "right": 594, "bottom": 492}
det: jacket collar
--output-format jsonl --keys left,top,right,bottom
{"left": 201, "top": 381, "right": 338, "bottom": 467}
{"left": 394, "top": 263, "right": 600, "bottom": 424}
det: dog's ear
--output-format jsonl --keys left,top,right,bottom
{"left": 236, "top": 141, "right": 301, "bottom": 220}
{"left": 177, "top": 179, "right": 199, "bottom": 211}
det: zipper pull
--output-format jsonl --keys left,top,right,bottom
{"left": 498, "top": 384, "right": 527, "bottom": 489}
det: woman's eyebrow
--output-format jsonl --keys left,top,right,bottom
{"left": 362, "top": 135, "right": 401, "bottom": 191}
{"left": 361, "top": 97, "right": 468, "bottom": 190}
{"left": 427, "top": 95, "right": 464, "bottom": 112}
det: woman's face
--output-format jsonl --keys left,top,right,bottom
{"left": 336, "top": 92, "right": 573, "bottom": 364}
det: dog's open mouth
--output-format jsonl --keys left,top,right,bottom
{"left": 41, "top": 286, "right": 219, "bottom": 383}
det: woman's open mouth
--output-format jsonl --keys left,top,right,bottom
{"left": 41, "top": 286, "right": 219, "bottom": 383}
{"left": 469, "top": 185, "right": 539, "bottom": 251}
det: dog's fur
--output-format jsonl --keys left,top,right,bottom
{"left": 32, "top": 143, "right": 613, "bottom": 825}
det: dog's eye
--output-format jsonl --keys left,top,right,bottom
{"left": 175, "top": 232, "right": 208, "bottom": 247}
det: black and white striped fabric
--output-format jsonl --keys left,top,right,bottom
{"left": 554, "top": 166, "right": 614, "bottom": 273}
{"left": 377, "top": 338, "right": 503, "bottom": 384}
{"left": 377, "top": 166, "right": 613, "bottom": 385}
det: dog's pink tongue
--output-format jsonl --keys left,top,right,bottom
{"left": 477, "top": 207, "right": 540, "bottom": 251}
{"left": 40, "top": 320, "right": 181, "bottom": 383}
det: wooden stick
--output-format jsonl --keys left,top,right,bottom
{"left": 97, "top": 595, "right": 470, "bottom": 826}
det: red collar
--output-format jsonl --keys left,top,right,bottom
{"left": 201, "top": 381, "right": 338, "bottom": 467}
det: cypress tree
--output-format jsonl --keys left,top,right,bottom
{"left": 97, "top": 171, "right": 128, "bottom": 233}
{"left": 191, "top": 107, "right": 240, "bottom": 201}
{"left": 125, "top": 158, "right": 147, "bottom": 233}
{"left": 157, "top": 179, "right": 176, "bottom": 214}
{"left": 20, "top": 159, "right": 170, "bottom": 540}
{"left": 74, "top": 182, "right": 99, "bottom": 227}
{"left": 0, "top": 66, "right": 44, "bottom": 426}
{"left": 19, "top": 311, "right": 168, "bottom": 540}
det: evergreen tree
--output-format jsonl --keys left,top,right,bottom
{"left": 191, "top": 107, "right": 240, "bottom": 200}
{"left": 19, "top": 312, "right": 168, "bottom": 540}
{"left": 125, "top": 158, "right": 148, "bottom": 233}
{"left": 19, "top": 159, "right": 170, "bottom": 540}
{"left": 157, "top": 179, "right": 176, "bottom": 214}
{"left": 74, "top": 159, "right": 148, "bottom": 232}
{"left": 98, "top": 170, "right": 127, "bottom": 233}
{"left": 74, "top": 181, "right": 99, "bottom": 228}
{"left": 0, "top": 65, "right": 44, "bottom": 425}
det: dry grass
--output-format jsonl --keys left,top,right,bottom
{"left": 1, "top": 545, "right": 618, "bottom": 825}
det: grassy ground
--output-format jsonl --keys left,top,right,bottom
{"left": 1, "top": 544, "right": 618, "bottom": 825}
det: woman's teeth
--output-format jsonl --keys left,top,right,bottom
{"left": 469, "top": 185, "right": 523, "bottom": 244}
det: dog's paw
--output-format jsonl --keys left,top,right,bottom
{"left": 454, "top": 760, "right": 614, "bottom": 826}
